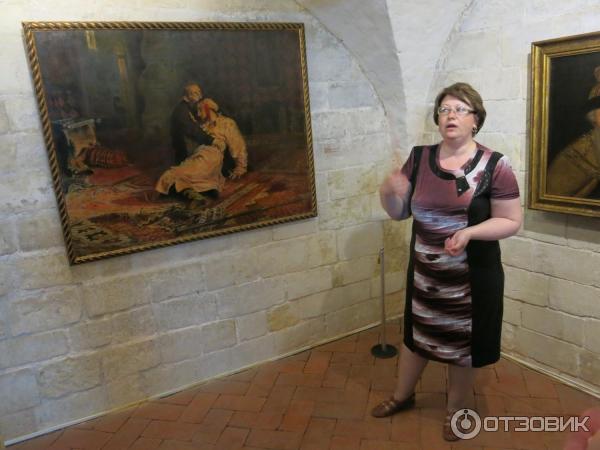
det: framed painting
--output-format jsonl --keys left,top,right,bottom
{"left": 22, "top": 21, "right": 317, "bottom": 264}
{"left": 529, "top": 31, "right": 600, "bottom": 217}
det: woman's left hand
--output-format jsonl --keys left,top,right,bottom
{"left": 444, "top": 228, "right": 472, "bottom": 256}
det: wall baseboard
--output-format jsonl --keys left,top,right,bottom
{"left": 501, "top": 351, "right": 600, "bottom": 400}
{"left": 8, "top": 315, "right": 596, "bottom": 447}
{"left": 6, "top": 317, "right": 400, "bottom": 446}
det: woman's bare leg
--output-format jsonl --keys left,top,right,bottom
{"left": 392, "top": 343, "right": 429, "bottom": 401}
{"left": 447, "top": 364, "right": 477, "bottom": 410}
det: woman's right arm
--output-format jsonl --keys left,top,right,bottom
{"left": 379, "top": 168, "right": 412, "bottom": 220}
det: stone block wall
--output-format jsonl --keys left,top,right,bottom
{"left": 0, "top": 0, "right": 407, "bottom": 442}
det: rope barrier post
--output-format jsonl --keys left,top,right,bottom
{"left": 371, "top": 247, "right": 398, "bottom": 358}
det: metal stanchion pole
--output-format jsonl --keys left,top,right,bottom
{"left": 371, "top": 247, "right": 398, "bottom": 358}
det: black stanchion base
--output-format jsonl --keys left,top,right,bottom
{"left": 371, "top": 344, "right": 398, "bottom": 358}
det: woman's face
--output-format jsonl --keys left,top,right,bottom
{"left": 437, "top": 95, "right": 478, "bottom": 143}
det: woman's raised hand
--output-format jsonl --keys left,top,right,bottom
{"left": 382, "top": 168, "right": 410, "bottom": 197}
{"left": 380, "top": 168, "right": 412, "bottom": 220}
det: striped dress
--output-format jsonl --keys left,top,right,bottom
{"left": 401, "top": 143, "right": 519, "bottom": 368}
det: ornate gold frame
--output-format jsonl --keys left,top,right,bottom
{"left": 22, "top": 21, "right": 316, "bottom": 264}
{"left": 529, "top": 31, "right": 600, "bottom": 217}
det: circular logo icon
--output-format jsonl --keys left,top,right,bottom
{"left": 450, "top": 408, "right": 482, "bottom": 440}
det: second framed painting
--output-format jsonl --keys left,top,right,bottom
{"left": 530, "top": 31, "right": 600, "bottom": 218}
{"left": 23, "top": 21, "right": 317, "bottom": 264}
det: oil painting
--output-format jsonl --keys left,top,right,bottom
{"left": 23, "top": 22, "right": 316, "bottom": 264}
{"left": 530, "top": 31, "right": 600, "bottom": 217}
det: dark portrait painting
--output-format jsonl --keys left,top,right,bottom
{"left": 529, "top": 32, "right": 600, "bottom": 218}
{"left": 23, "top": 22, "right": 316, "bottom": 264}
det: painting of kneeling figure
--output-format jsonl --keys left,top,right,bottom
{"left": 23, "top": 21, "right": 317, "bottom": 264}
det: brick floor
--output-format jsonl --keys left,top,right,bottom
{"left": 8, "top": 323, "right": 600, "bottom": 449}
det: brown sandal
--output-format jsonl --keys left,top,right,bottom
{"left": 371, "top": 392, "right": 416, "bottom": 418}
{"left": 443, "top": 409, "right": 460, "bottom": 441}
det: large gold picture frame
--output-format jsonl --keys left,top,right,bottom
{"left": 23, "top": 22, "right": 317, "bottom": 264}
{"left": 529, "top": 32, "right": 600, "bottom": 217}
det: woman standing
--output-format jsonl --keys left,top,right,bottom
{"left": 372, "top": 82, "right": 522, "bottom": 441}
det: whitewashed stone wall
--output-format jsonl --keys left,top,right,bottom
{"left": 386, "top": 0, "right": 472, "bottom": 147}
{"left": 0, "top": 0, "right": 407, "bottom": 442}
{"left": 396, "top": 0, "right": 600, "bottom": 393}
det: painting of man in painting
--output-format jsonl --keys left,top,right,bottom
{"left": 546, "top": 59, "right": 600, "bottom": 199}
{"left": 25, "top": 24, "right": 315, "bottom": 263}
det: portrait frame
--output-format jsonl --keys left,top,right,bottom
{"left": 529, "top": 31, "right": 600, "bottom": 218}
{"left": 22, "top": 21, "right": 317, "bottom": 264}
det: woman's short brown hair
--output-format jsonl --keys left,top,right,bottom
{"left": 433, "top": 82, "right": 486, "bottom": 135}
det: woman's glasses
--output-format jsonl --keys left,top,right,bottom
{"left": 437, "top": 106, "right": 474, "bottom": 116}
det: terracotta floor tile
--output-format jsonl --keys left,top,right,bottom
{"left": 198, "top": 380, "right": 250, "bottom": 396}
{"left": 302, "top": 418, "right": 336, "bottom": 442}
{"left": 8, "top": 431, "right": 62, "bottom": 450}
{"left": 330, "top": 352, "right": 374, "bottom": 366}
{"left": 359, "top": 439, "right": 404, "bottom": 450}
{"left": 334, "top": 419, "right": 391, "bottom": 440}
{"left": 475, "top": 394, "right": 507, "bottom": 416}
{"left": 390, "top": 410, "right": 420, "bottom": 442}
{"left": 371, "top": 376, "right": 397, "bottom": 392}
{"left": 522, "top": 369, "right": 559, "bottom": 399}
{"left": 48, "top": 429, "right": 112, "bottom": 450}
{"left": 212, "top": 395, "right": 266, "bottom": 412}
{"left": 329, "top": 436, "right": 360, "bottom": 450}
{"left": 292, "top": 386, "right": 345, "bottom": 404}
{"left": 275, "top": 372, "right": 323, "bottom": 388}
{"left": 142, "top": 420, "right": 200, "bottom": 441}
{"left": 303, "top": 352, "right": 332, "bottom": 375}
{"left": 300, "top": 419, "right": 335, "bottom": 450}
{"left": 128, "top": 437, "right": 162, "bottom": 450}
{"left": 229, "top": 411, "right": 283, "bottom": 430}
{"left": 416, "top": 392, "right": 446, "bottom": 410}
{"left": 89, "top": 409, "right": 134, "bottom": 433}
{"left": 245, "top": 429, "right": 303, "bottom": 450}
{"left": 279, "top": 400, "right": 314, "bottom": 433}
{"left": 265, "top": 360, "right": 306, "bottom": 374}
{"left": 252, "top": 370, "right": 279, "bottom": 387}
{"left": 41, "top": 442, "right": 70, "bottom": 450}
{"left": 343, "top": 378, "right": 370, "bottom": 403}
{"left": 555, "top": 384, "right": 600, "bottom": 416}
{"left": 180, "top": 393, "right": 219, "bottom": 423}
{"left": 316, "top": 338, "right": 357, "bottom": 353}
{"left": 298, "top": 438, "right": 330, "bottom": 450}
{"left": 261, "top": 386, "right": 296, "bottom": 414}
{"left": 372, "top": 363, "right": 398, "bottom": 381}
{"left": 133, "top": 402, "right": 186, "bottom": 421}
{"left": 467, "top": 428, "right": 514, "bottom": 448}
{"left": 191, "top": 409, "right": 233, "bottom": 444}
{"left": 158, "top": 439, "right": 214, "bottom": 450}
{"left": 312, "top": 399, "right": 366, "bottom": 420}
{"left": 9, "top": 329, "right": 600, "bottom": 450}
{"left": 214, "top": 426, "right": 249, "bottom": 450}
{"left": 246, "top": 383, "right": 272, "bottom": 398}
{"left": 321, "top": 363, "right": 350, "bottom": 389}
{"left": 101, "top": 418, "right": 150, "bottom": 450}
